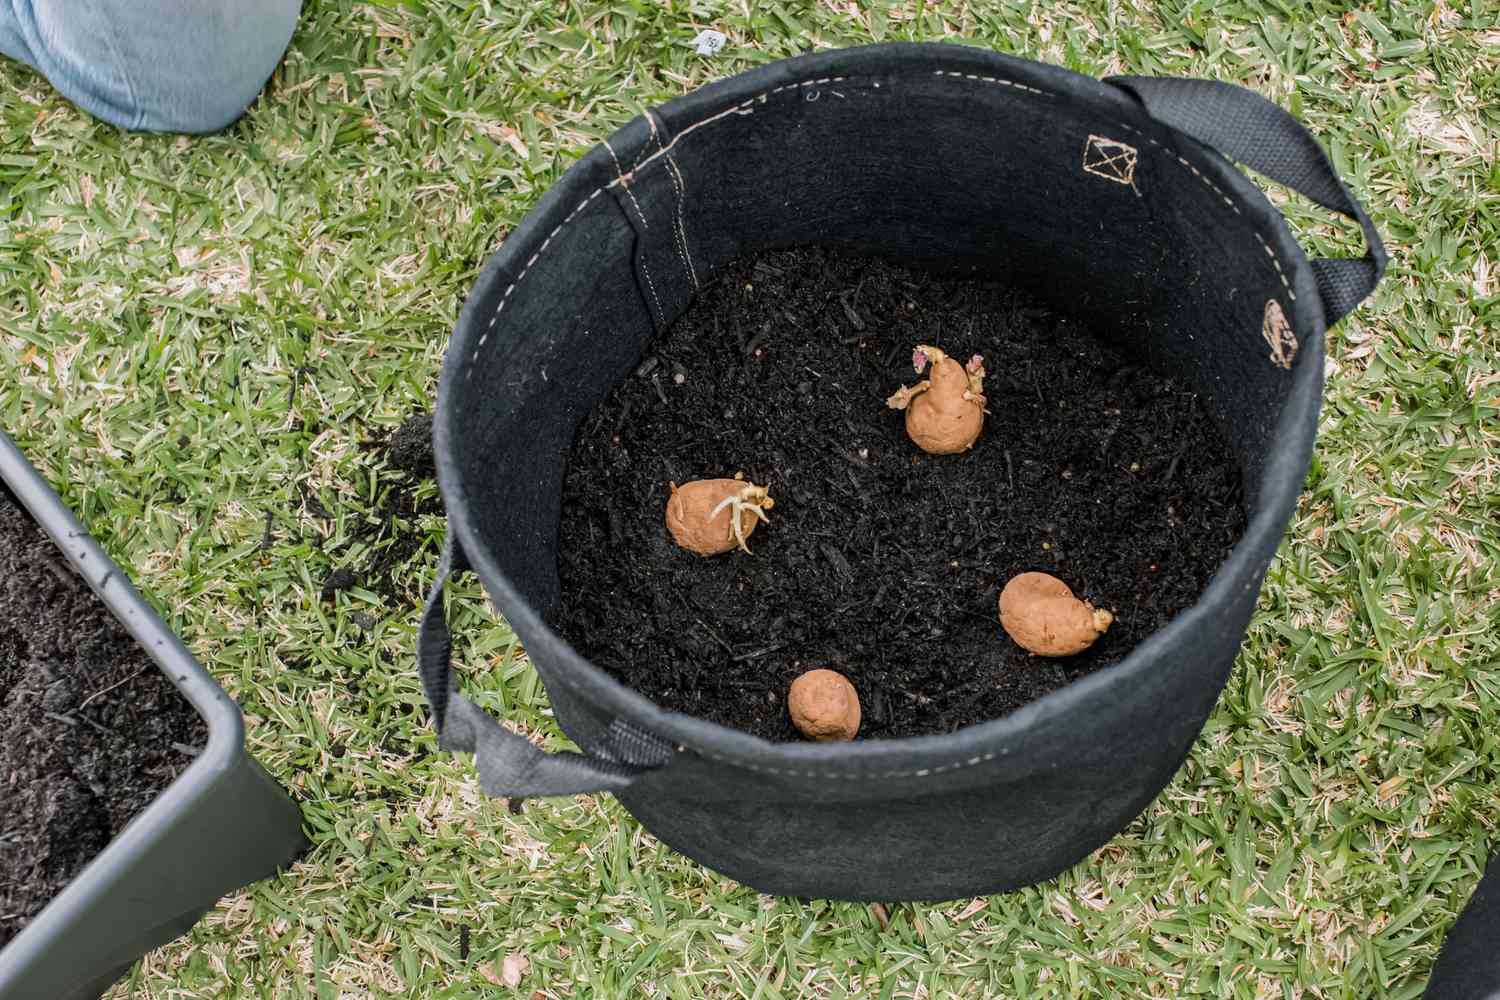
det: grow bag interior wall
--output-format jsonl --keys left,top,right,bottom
{"left": 448, "top": 64, "right": 1308, "bottom": 612}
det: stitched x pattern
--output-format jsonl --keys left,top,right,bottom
{"left": 1262, "top": 299, "right": 1298, "bottom": 370}
{"left": 1083, "top": 134, "right": 1138, "bottom": 185}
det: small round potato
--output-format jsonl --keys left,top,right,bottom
{"left": 999, "top": 572, "right": 1113, "bottom": 657}
{"left": 788, "top": 668, "right": 861, "bottom": 741}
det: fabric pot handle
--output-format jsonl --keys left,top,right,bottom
{"left": 417, "top": 537, "right": 672, "bottom": 798}
{"left": 1106, "top": 76, "right": 1386, "bottom": 326}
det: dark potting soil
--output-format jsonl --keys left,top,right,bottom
{"left": 550, "top": 247, "right": 1247, "bottom": 741}
{"left": 0, "top": 482, "right": 206, "bottom": 947}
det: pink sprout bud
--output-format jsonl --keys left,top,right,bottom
{"left": 912, "top": 348, "right": 928, "bottom": 373}
{"left": 967, "top": 354, "right": 984, "bottom": 373}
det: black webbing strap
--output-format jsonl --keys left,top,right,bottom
{"left": 1107, "top": 76, "right": 1386, "bottom": 326}
{"left": 418, "top": 536, "right": 672, "bottom": 798}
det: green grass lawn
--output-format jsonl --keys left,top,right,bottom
{"left": 2, "top": 1, "right": 1497, "bottom": 997}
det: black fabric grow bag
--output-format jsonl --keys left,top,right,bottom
{"left": 0, "top": 430, "right": 307, "bottom": 1000}
{"left": 420, "top": 43, "right": 1384, "bottom": 901}
{"left": 1427, "top": 853, "right": 1500, "bottom": 999}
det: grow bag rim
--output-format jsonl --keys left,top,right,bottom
{"left": 0, "top": 429, "right": 246, "bottom": 962}
{"left": 437, "top": 41, "right": 1329, "bottom": 772}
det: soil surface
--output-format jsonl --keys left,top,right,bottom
{"left": 0, "top": 481, "right": 206, "bottom": 948}
{"left": 550, "top": 247, "right": 1247, "bottom": 741}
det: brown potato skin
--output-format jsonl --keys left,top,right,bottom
{"left": 998, "top": 572, "right": 1112, "bottom": 656}
{"left": 788, "top": 669, "right": 861, "bottom": 741}
{"left": 906, "top": 355, "right": 983, "bottom": 454}
{"left": 665, "top": 479, "right": 761, "bottom": 556}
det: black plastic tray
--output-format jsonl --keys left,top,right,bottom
{"left": 0, "top": 429, "right": 306, "bottom": 1000}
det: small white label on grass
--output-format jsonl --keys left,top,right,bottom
{"left": 692, "top": 29, "right": 727, "bottom": 55}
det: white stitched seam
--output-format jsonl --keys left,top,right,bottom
{"left": 664, "top": 155, "right": 700, "bottom": 291}
{"left": 604, "top": 139, "right": 665, "bottom": 324}
{"left": 648, "top": 158, "right": 693, "bottom": 291}
{"left": 638, "top": 110, "right": 698, "bottom": 292}
{"left": 1254, "top": 230, "right": 1292, "bottom": 293}
{"left": 638, "top": 257, "right": 665, "bottom": 327}
{"left": 462, "top": 189, "right": 603, "bottom": 382}
{"left": 603, "top": 139, "right": 649, "bottom": 231}
{"left": 612, "top": 79, "right": 846, "bottom": 186}
{"left": 636, "top": 109, "right": 663, "bottom": 169}
{"left": 663, "top": 181, "right": 694, "bottom": 293}
{"left": 686, "top": 748, "right": 1001, "bottom": 779}
{"left": 1115, "top": 124, "right": 1292, "bottom": 296}
{"left": 931, "top": 69, "right": 1046, "bottom": 96}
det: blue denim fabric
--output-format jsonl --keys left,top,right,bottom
{"left": 0, "top": 0, "right": 300, "bottom": 133}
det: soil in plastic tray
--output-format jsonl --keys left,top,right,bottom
{"left": 550, "top": 247, "right": 1247, "bottom": 741}
{"left": 0, "top": 481, "right": 206, "bottom": 948}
